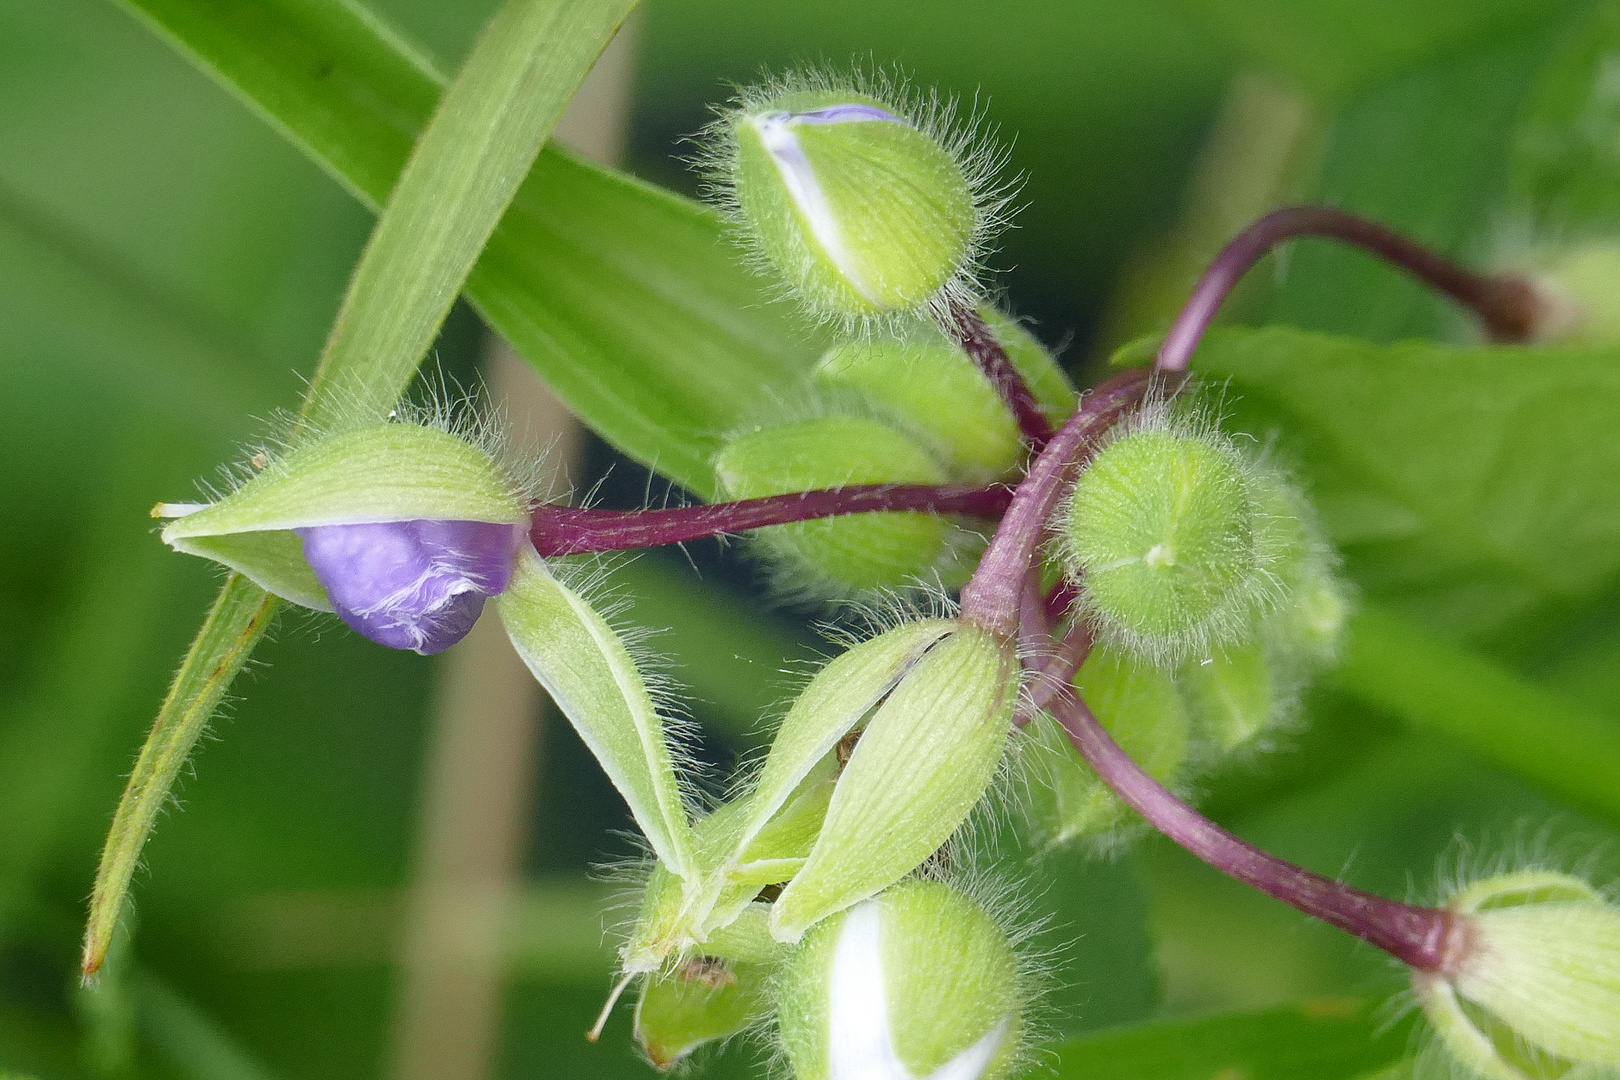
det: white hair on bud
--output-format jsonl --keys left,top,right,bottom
{"left": 691, "top": 63, "right": 1021, "bottom": 337}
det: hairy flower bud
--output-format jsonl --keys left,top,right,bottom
{"left": 775, "top": 880, "right": 1023, "bottom": 1080}
{"left": 1062, "top": 416, "right": 1278, "bottom": 666}
{"left": 714, "top": 414, "right": 973, "bottom": 594}
{"left": 1417, "top": 870, "right": 1620, "bottom": 1080}
{"left": 1020, "top": 644, "right": 1190, "bottom": 848}
{"left": 704, "top": 72, "right": 1008, "bottom": 326}
{"left": 154, "top": 421, "right": 530, "bottom": 654}
{"left": 813, "top": 309, "right": 1075, "bottom": 481}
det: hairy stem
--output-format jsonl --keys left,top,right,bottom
{"left": 946, "top": 302, "right": 1055, "bottom": 446}
{"left": 1156, "top": 205, "right": 1542, "bottom": 373}
{"left": 529, "top": 483, "right": 1013, "bottom": 556}
{"left": 957, "top": 368, "right": 1157, "bottom": 636}
{"left": 1049, "top": 687, "right": 1463, "bottom": 973}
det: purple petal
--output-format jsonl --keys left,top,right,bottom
{"left": 788, "top": 104, "right": 904, "bottom": 126}
{"left": 296, "top": 519, "right": 525, "bottom": 655}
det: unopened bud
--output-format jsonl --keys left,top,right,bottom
{"left": 634, "top": 955, "right": 773, "bottom": 1070}
{"left": 1521, "top": 241, "right": 1620, "bottom": 346}
{"left": 708, "top": 74, "right": 1005, "bottom": 325}
{"left": 1417, "top": 870, "right": 1620, "bottom": 1080}
{"left": 775, "top": 880, "right": 1023, "bottom": 1080}
{"left": 155, "top": 422, "right": 529, "bottom": 654}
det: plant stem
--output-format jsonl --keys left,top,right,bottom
{"left": 1048, "top": 687, "right": 1464, "bottom": 973}
{"left": 1156, "top": 205, "right": 1542, "bottom": 374}
{"left": 946, "top": 302, "right": 1055, "bottom": 446}
{"left": 528, "top": 483, "right": 1013, "bottom": 556}
{"left": 958, "top": 368, "right": 1157, "bottom": 637}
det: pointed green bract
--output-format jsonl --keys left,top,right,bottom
{"left": 634, "top": 955, "right": 774, "bottom": 1070}
{"left": 497, "top": 547, "right": 696, "bottom": 887}
{"left": 771, "top": 625, "right": 1017, "bottom": 941}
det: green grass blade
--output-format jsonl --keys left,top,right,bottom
{"left": 113, "top": 0, "right": 818, "bottom": 497}
{"left": 1050, "top": 997, "right": 1414, "bottom": 1080}
{"left": 84, "top": 0, "right": 635, "bottom": 976}
{"left": 83, "top": 575, "right": 279, "bottom": 977}
{"left": 1336, "top": 603, "right": 1620, "bottom": 825}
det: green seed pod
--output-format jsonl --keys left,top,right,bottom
{"left": 634, "top": 955, "right": 774, "bottom": 1070}
{"left": 714, "top": 414, "right": 974, "bottom": 595}
{"left": 1417, "top": 870, "right": 1620, "bottom": 1080}
{"left": 704, "top": 71, "right": 1007, "bottom": 326}
{"left": 1020, "top": 644, "right": 1190, "bottom": 848}
{"left": 813, "top": 308, "right": 1076, "bottom": 480}
{"left": 769, "top": 623, "right": 1018, "bottom": 942}
{"left": 1062, "top": 413, "right": 1281, "bottom": 666}
{"left": 775, "top": 879, "right": 1024, "bottom": 1080}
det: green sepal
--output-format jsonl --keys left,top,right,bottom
{"left": 731, "top": 90, "right": 974, "bottom": 319}
{"left": 813, "top": 309, "right": 1075, "bottom": 480}
{"left": 158, "top": 423, "right": 528, "bottom": 609}
{"left": 1179, "top": 637, "right": 1274, "bottom": 754}
{"left": 714, "top": 416, "right": 968, "bottom": 593}
{"left": 1022, "top": 644, "right": 1190, "bottom": 847}
{"left": 496, "top": 548, "right": 697, "bottom": 893}
{"left": 634, "top": 955, "right": 774, "bottom": 1071}
{"left": 771, "top": 625, "right": 1017, "bottom": 941}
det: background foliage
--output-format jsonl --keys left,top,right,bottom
{"left": 0, "top": 0, "right": 1617, "bottom": 1078}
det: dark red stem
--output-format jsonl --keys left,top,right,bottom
{"left": 1049, "top": 687, "right": 1463, "bottom": 973}
{"left": 529, "top": 483, "right": 1013, "bottom": 557}
{"left": 1156, "top": 205, "right": 1542, "bottom": 374}
{"left": 947, "top": 303, "right": 1055, "bottom": 447}
{"left": 957, "top": 367, "right": 1159, "bottom": 637}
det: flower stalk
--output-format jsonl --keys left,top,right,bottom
{"left": 946, "top": 300, "right": 1055, "bottom": 446}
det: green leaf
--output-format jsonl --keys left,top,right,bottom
{"left": 496, "top": 548, "right": 697, "bottom": 884}
{"left": 83, "top": 575, "right": 279, "bottom": 977}
{"left": 85, "top": 0, "right": 633, "bottom": 977}
{"left": 1336, "top": 603, "right": 1620, "bottom": 825}
{"left": 115, "top": 0, "right": 820, "bottom": 496}
{"left": 134, "top": 970, "right": 282, "bottom": 1080}
{"left": 1049, "top": 998, "right": 1415, "bottom": 1080}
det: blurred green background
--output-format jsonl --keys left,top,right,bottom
{"left": 1, "top": 0, "right": 1617, "bottom": 1078}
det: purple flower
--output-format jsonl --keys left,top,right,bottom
{"left": 295, "top": 519, "right": 526, "bottom": 655}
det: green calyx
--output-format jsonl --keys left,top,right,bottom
{"left": 1063, "top": 423, "right": 1271, "bottom": 665}
{"left": 634, "top": 955, "right": 774, "bottom": 1070}
{"left": 1418, "top": 871, "right": 1620, "bottom": 1080}
{"left": 714, "top": 414, "right": 971, "bottom": 595}
{"left": 775, "top": 879, "right": 1024, "bottom": 1080}
{"left": 720, "top": 80, "right": 990, "bottom": 324}
{"left": 814, "top": 308, "right": 1075, "bottom": 481}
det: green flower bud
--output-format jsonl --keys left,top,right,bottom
{"left": 705, "top": 72, "right": 1007, "bottom": 325}
{"left": 1417, "top": 870, "right": 1620, "bottom": 1080}
{"left": 714, "top": 414, "right": 975, "bottom": 595}
{"left": 775, "top": 880, "right": 1023, "bottom": 1080}
{"left": 813, "top": 309, "right": 1076, "bottom": 481}
{"left": 1522, "top": 241, "right": 1620, "bottom": 346}
{"left": 1020, "top": 644, "right": 1190, "bottom": 848}
{"left": 770, "top": 622, "right": 1018, "bottom": 941}
{"left": 155, "top": 421, "right": 529, "bottom": 613}
{"left": 634, "top": 955, "right": 774, "bottom": 1070}
{"left": 1062, "top": 414, "right": 1280, "bottom": 666}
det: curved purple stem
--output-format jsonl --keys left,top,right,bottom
{"left": 1049, "top": 686, "right": 1464, "bottom": 973}
{"left": 947, "top": 302, "right": 1055, "bottom": 447}
{"left": 1156, "top": 205, "right": 1542, "bottom": 374}
{"left": 529, "top": 483, "right": 1014, "bottom": 557}
{"left": 957, "top": 367, "right": 1159, "bottom": 637}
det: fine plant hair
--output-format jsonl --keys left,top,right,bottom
{"left": 1056, "top": 385, "right": 1290, "bottom": 670}
{"left": 689, "top": 62, "right": 1020, "bottom": 336}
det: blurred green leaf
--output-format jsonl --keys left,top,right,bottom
{"left": 86, "top": 0, "right": 634, "bottom": 976}
{"left": 1050, "top": 998, "right": 1414, "bottom": 1080}
{"left": 118, "top": 0, "right": 821, "bottom": 496}
{"left": 134, "top": 971, "right": 281, "bottom": 1080}
{"left": 1194, "top": 327, "right": 1620, "bottom": 641}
